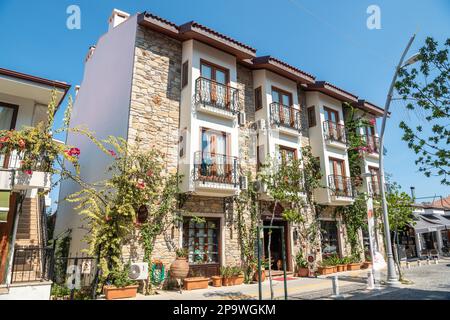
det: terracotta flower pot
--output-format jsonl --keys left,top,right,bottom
{"left": 170, "top": 257, "right": 189, "bottom": 279}
{"left": 337, "top": 265, "right": 346, "bottom": 272}
{"left": 362, "top": 262, "right": 372, "bottom": 269}
{"left": 253, "top": 271, "right": 266, "bottom": 282}
{"left": 332, "top": 266, "right": 337, "bottom": 273}
{"left": 183, "top": 277, "right": 209, "bottom": 290}
{"left": 104, "top": 285, "right": 138, "bottom": 300}
{"left": 297, "top": 268, "right": 309, "bottom": 277}
{"left": 234, "top": 275, "right": 244, "bottom": 285}
{"left": 347, "top": 263, "right": 361, "bottom": 271}
{"left": 222, "top": 277, "right": 232, "bottom": 286}
{"left": 317, "top": 266, "right": 334, "bottom": 275}
{"left": 211, "top": 276, "right": 222, "bottom": 287}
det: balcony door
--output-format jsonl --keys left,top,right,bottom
{"left": 365, "top": 125, "right": 378, "bottom": 152}
{"left": 324, "top": 107, "right": 343, "bottom": 141}
{"left": 200, "top": 128, "right": 230, "bottom": 182}
{"left": 329, "top": 158, "right": 347, "bottom": 194}
{"left": 272, "top": 87, "right": 293, "bottom": 126}
{"left": 200, "top": 60, "right": 229, "bottom": 109}
{"left": 0, "top": 103, "right": 18, "bottom": 168}
{"left": 369, "top": 166, "right": 380, "bottom": 196}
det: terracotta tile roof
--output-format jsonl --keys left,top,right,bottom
{"left": 252, "top": 56, "right": 315, "bottom": 82}
{"left": 429, "top": 196, "right": 450, "bottom": 209}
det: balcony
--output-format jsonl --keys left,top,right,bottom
{"left": 363, "top": 135, "right": 380, "bottom": 157}
{"left": 194, "top": 77, "right": 239, "bottom": 119}
{"left": 0, "top": 153, "right": 51, "bottom": 191}
{"left": 328, "top": 175, "right": 356, "bottom": 203}
{"left": 269, "top": 102, "right": 302, "bottom": 135}
{"left": 193, "top": 151, "right": 239, "bottom": 195}
{"left": 323, "top": 121, "right": 347, "bottom": 148}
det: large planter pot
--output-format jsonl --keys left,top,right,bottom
{"left": 317, "top": 266, "right": 334, "bottom": 275}
{"left": 211, "top": 276, "right": 222, "bottom": 287}
{"left": 170, "top": 257, "right": 189, "bottom": 279}
{"left": 233, "top": 275, "right": 244, "bottom": 285}
{"left": 332, "top": 266, "right": 337, "bottom": 273}
{"left": 104, "top": 285, "right": 138, "bottom": 300}
{"left": 183, "top": 277, "right": 209, "bottom": 290}
{"left": 347, "top": 263, "right": 361, "bottom": 271}
{"left": 336, "top": 264, "right": 346, "bottom": 272}
{"left": 253, "top": 271, "right": 266, "bottom": 282}
{"left": 222, "top": 277, "right": 232, "bottom": 286}
{"left": 297, "top": 268, "right": 309, "bottom": 277}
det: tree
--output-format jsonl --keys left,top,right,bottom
{"left": 395, "top": 37, "right": 450, "bottom": 185}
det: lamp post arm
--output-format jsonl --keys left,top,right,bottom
{"left": 378, "top": 33, "right": 416, "bottom": 285}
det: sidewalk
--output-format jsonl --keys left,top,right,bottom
{"left": 135, "top": 268, "right": 377, "bottom": 300}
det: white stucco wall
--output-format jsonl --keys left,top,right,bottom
{"left": 0, "top": 282, "right": 52, "bottom": 300}
{"left": 55, "top": 14, "right": 138, "bottom": 254}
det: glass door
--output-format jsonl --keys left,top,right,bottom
{"left": 200, "top": 61, "right": 229, "bottom": 109}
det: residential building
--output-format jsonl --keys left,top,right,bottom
{"left": 0, "top": 68, "right": 70, "bottom": 299}
{"left": 55, "top": 9, "right": 387, "bottom": 278}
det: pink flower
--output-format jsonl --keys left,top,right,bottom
{"left": 108, "top": 150, "right": 117, "bottom": 157}
{"left": 105, "top": 216, "right": 111, "bottom": 222}
{"left": 369, "top": 118, "right": 376, "bottom": 126}
{"left": 136, "top": 180, "right": 146, "bottom": 189}
{"left": 24, "top": 170, "right": 32, "bottom": 175}
{"left": 0, "top": 136, "right": 9, "bottom": 143}
{"left": 146, "top": 170, "right": 153, "bottom": 177}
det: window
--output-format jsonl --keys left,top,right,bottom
{"left": 324, "top": 107, "right": 339, "bottom": 123}
{"left": 320, "top": 220, "right": 340, "bottom": 258}
{"left": 182, "top": 60, "right": 189, "bottom": 88}
{"left": 276, "top": 145, "right": 297, "bottom": 164}
{"left": 369, "top": 166, "right": 380, "bottom": 196}
{"left": 0, "top": 103, "right": 18, "bottom": 130}
{"left": 255, "top": 86, "right": 262, "bottom": 111}
{"left": 307, "top": 106, "right": 316, "bottom": 127}
{"left": 199, "top": 128, "right": 231, "bottom": 182}
{"left": 329, "top": 158, "right": 347, "bottom": 194}
{"left": 271, "top": 87, "right": 292, "bottom": 106}
{"left": 183, "top": 217, "right": 220, "bottom": 264}
{"left": 200, "top": 60, "right": 229, "bottom": 84}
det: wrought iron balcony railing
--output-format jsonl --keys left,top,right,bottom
{"left": 363, "top": 135, "right": 380, "bottom": 154}
{"left": 269, "top": 102, "right": 301, "bottom": 131}
{"left": 323, "top": 121, "right": 347, "bottom": 144}
{"left": 328, "top": 175, "right": 356, "bottom": 198}
{"left": 195, "top": 77, "right": 239, "bottom": 114}
{"left": 193, "top": 151, "right": 239, "bottom": 186}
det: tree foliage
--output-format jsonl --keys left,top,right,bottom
{"left": 395, "top": 37, "right": 450, "bottom": 185}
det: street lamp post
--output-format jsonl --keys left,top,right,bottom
{"left": 378, "top": 33, "right": 419, "bottom": 286}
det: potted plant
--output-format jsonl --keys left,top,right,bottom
{"left": 346, "top": 255, "right": 362, "bottom": 271}
{"left": 211, "top": 275, "right": 222, "bottom": 287}
{"left": 103, "top": 264, "right": 139, "bottom": 300}
{"left": 362, "top": 255, "right": 372, "bottom": 269}
{"left": 230, "top": 266, "right": 244, "bottom": 285}
{"left": 221, "top": 266, "right": 232, "bottom": 286}
{"left": 295, "top": 252, "right": 309, "bottom": 277}
{"left": 253, "top": 263, "right": 266, "bottom": 282}
{"left": 317, "top": 257, "right": 334, "bottom": 275}
{"left": 170, "top": 248, "right": 190, "bottom": 280}
{"left": 183, "top": 275, "right": 209, "bottom": 290}
{"left": 336, "top": 257, "right": 346, "bottom": 272}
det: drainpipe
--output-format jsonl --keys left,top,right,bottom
{"left": 410, "top": 187, "right": 416, "bottom": 202}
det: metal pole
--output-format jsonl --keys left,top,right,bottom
{"left": 257, "top": 225, "right": 262, "bottom": 300}
{"left": 281, "top": 226, "right": 288, "bottom": 300}
{"left": 378, "top": 33, "right": 416, "bottom": 286}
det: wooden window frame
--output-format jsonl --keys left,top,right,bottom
{"left": 324, "top": 106, "right": 340, "bottom": 123}
{"left": 200, "top": 59, "right": 230, "bottom": 107}
{"left": 254, "top": 86, "right": 262, "bottom": 111}
{"left": 271, "top": 86, "right": 294, "bottom": 126}
{"left": 277, "top": 145, "right": 298, "bottom": 163}
{"left": 307, "top": 106, "right": 316, "bottom": 127}
{"left": 368, "top": 166, "right": 380, "bottom": 195}
{"left": 200, "top": 127, "right": 232, "bottom": 182}
{"left": 182, "top": 60, "right": 189, "bottom": 88}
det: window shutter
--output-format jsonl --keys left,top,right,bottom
{"left": 307, "top": 106, "right": 316, "bottom": 127}
{"left": 255, "top": 86, "right": 262, "bottom": 111}
{"left": 182, "top": 61, "right": 189, "bottom": 88}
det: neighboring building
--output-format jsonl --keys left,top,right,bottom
{"left": 55, "top": 9, "right": 386, "bottom": 278}
{"left": 0, "top": 68, "right": 70, "bottom": 299}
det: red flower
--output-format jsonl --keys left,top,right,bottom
{"left": 65, "top": 147, "right": 81, "bottom": 157}
{"left": 108, "top": 150, "right": 117, "bottom": 157}
{"left": 146, "top": 170, "right": 153, "bottom": 177}
{"left": 136, "top": 180, "right": 146, "bottom": 190}
{"left": 24, "top": 170, "right": 32, "bottom": 175}
{"left": 0, "top": 136, "right": 9, "bottom": 143}
{"left": 369, "top": 118, "right": 376, "bottom": 126}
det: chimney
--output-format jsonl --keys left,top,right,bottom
{"left": 410, "top": 186, "right": 416, "bottom": 201}
{"left": 85, "top": 46, "right": 96, "bottom": 63}
{"left": 108, "top": 9, "right": 130, "bottom": 31}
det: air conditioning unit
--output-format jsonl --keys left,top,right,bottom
{"left": 253, "top": 180, "right": 267, "bottom": 193}
{"left": 240, "top": 176, "right": 248, "bottom": 190}
{"left": 129, "top": 262, "right": 149, "bottom": 280}
{"left": 251, "top": 119, "right": 266, "bottom": 131}
{"left": 238, "top": 112, "right": 246, "bottom": 126}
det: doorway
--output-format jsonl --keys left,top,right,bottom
{"left": 262, "top": 220, "right": 292, "bottom": 272}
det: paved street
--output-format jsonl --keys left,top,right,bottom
{"left": 134, "top": 258, "right": 450, "bottom": 300}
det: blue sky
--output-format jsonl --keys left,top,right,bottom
{"left": 0, "top": 0, "right": 449, "bottom": 210}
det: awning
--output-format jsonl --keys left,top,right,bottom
{"left": 0, "top": 190, "right": 11, "bottom": 222}
{"left": 410, "top": 213, "right": 444, "bottom": 233}
{"left": 431, "top": 214, "right": 450, "bottom": 230}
